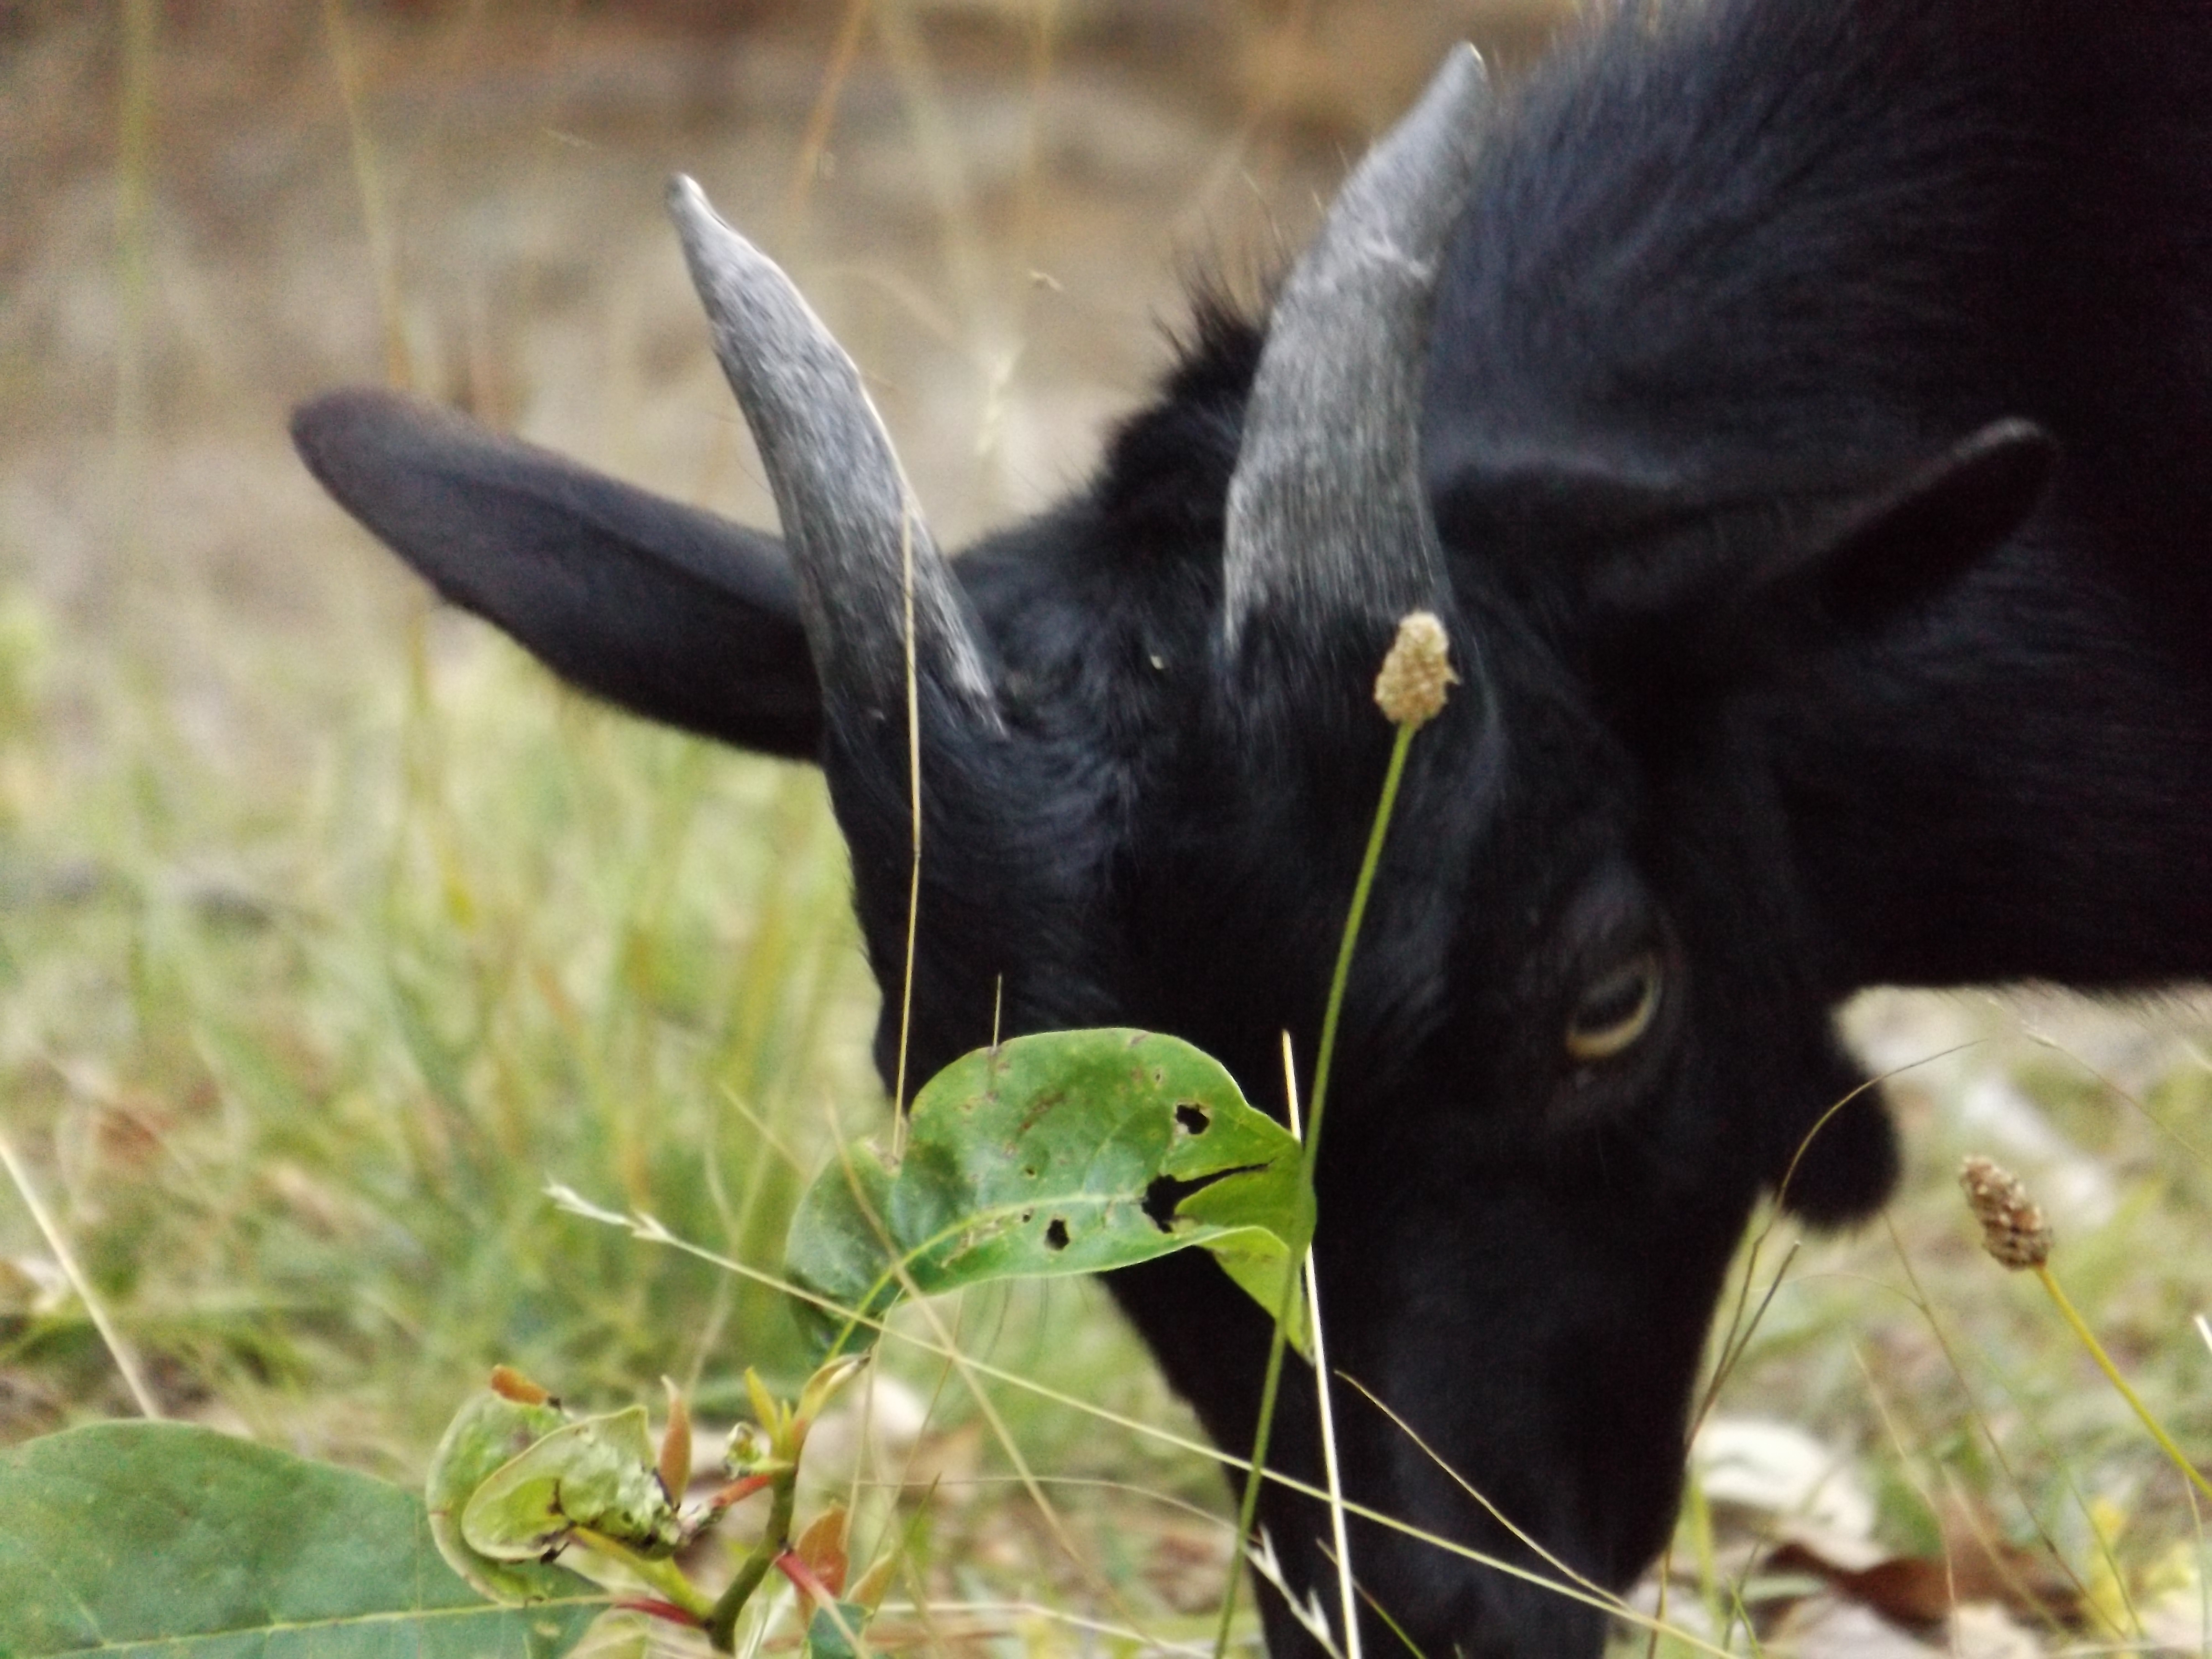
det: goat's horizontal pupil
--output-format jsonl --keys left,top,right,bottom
{"left": 1576, "top": 964, "right": 1650, "bottom": 1028}
{"left": 1565, "top": 953, "right": 1663, "bottom": 1060}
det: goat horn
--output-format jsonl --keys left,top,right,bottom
{"left": 668, "top": 176, "right": 999, "bottom": 731}
{"left": 1222, "top": 46, "right": 1490, "bottom": 654}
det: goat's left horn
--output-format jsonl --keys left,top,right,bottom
{"left": 669, "top": 176, "right": 999, "bottom": 731}
{"left": 1222, "top": 46, "right": 1489, "bottom": 655}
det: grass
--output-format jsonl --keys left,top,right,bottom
{"left": 2, "top": 625, "right": 860, "bottom": 1445}
{"left": 2, "top": 4, "right": 2211, "bottom": 1655}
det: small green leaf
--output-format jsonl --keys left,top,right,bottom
{"left": 794, "top": 1353, "right": 869, "bottom": 1432}
{"left": 0, "top": 1420, "right": 602, "bottom": 1658}
{"left": 462, "top": 1406, "right": 682, "bottom": 1563}
{"left": 428, "top": 1387, "right": 588, "bottom": 1601}
{"left": 786, "top": 1029, "right": 1312, "bottom": 1357}
{"left": 801, "top": 1600, "right": 873, "bottom": 1659}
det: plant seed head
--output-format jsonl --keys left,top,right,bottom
{"left": 1960, "top": 1154, "right": 2052, "bottom": 1270}
{"left": 1374, "top": 610, "right": 1457, "bottom": 728}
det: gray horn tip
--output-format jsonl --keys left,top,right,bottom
{"left": 1216, "top": 38, "right": 1490, "bottom": 654}
{"left": 666, "top": 174, "right": 768, "bottom": 287}
{"left": 666, "top": 174, "right": 784, "bottom": 330}
{"left": 1412, "top": 41, "right": 1491, "bottom": 135}
{"left": 666, "top": 173, "right": 731, "bottom": 252}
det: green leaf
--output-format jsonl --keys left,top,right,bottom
{"left": 461, "top": 1407, "right": 681, "bottom": 1563}
{"left": 427, "top": 1388, "right": 590, "bottom": 1602}
{"left": 0, "top": 1420, "right": 604, "bottom": 1658}
{"left": 785, "top": 1029, "right": 1313, "bottom": 1358}
{"left": 801, "top": 1599, "right": 872, "bottom": 1659}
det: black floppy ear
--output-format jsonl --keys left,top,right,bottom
{"left": 1561, "top": 418, "right": 2059, "bottom": 687}
{"left": 1751, "top": 417, "right": 2060, "bottom": 632}
{"left": 292, "top": 388, "right": 822, "bottom": 761}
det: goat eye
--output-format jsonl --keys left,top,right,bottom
{"left": 1564, "top": 952, "right": 1663, "bottom": 1062}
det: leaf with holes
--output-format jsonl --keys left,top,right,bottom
{"left": 0, "top": 1420, "right": 603, "bottom": 1659}
{"left": 785, "top": 1028, "right": 1312, "bottom": 1358}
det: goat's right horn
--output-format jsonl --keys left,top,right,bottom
{"left": 669, "top": 177, "right": 999, "bottom": 732}
{"left": 1222, "top": 46, "right": 1489, "bottom": 657}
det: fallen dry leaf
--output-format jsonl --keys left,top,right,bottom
{"left": 1765, "top": 1531, "right": 2080, "bottom": 1633}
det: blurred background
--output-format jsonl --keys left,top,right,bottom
{"left": 0, "top": 4, "right": 2207, "bottom": 1654}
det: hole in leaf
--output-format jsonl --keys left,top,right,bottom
{"left": 1143, "top": 1165, "right": 1263, "bottom": 1231}
{"left": 1045, "top": 1218, "right": 1070, "bottom": 1250}
{"left": 1174, "top": 1103, "right": 1210, "bottom": 1135}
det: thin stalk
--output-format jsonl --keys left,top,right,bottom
{"left": 891, "top": 506, "right": 922, "bottom": 1163}
{"left": 709, "top": 1471, "right": 798, "bottom": 1652}
{"left": 1881, "top": 1216, "right": 2098, "bottom": 1625}
{"left": 1340, "top": 1376, "right": 1613, "bottom": 1606}
{"left": 1214, "top": 719, "right": 1418, "bottom": 1659}
{"left": 566, "top": 1191, "right": 1737, "bottom": 1654}
{"left": 1308, "top": 722, "right": 1417, "bottom": 1175}
{"left": 818, "top": 1111, "right": 1158, "bottom": 1645}
{"left": 115, "top": 0, "right": 155, "bottom": 584}
{"left": 1284, "top": 1033, "right": 1361, "bottom": 1659}
{"left": 2035, "top": 1263, "right": 2212, "bottom": 1506}
{"left": 784, "top": 0, "right": 870, "bottom": 223}
{"left": 1304, "top": 1252, "right": 1358, "bottom": 1659}
{"left": 320, "top": 0, "right": 408, "bottom": 387}
{"left": 0, "top": 1130, "right": 161, "bottom": 1419}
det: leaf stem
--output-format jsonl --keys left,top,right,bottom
{"left": 569, "top": 1527, "right": 716, "bottom": 1622}
{"left": 1214, "top": 719, "right": 1418, "bottom": 1659}
{"left": 708, "top": 1469, "right": 800, "bottom": 1651}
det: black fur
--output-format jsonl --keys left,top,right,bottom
{"left": 289, "top": 2, "right": 2212, "bottom": 1654}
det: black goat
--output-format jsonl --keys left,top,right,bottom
{"left": 290, "top": 2, "right": 2212, "bottom": 1654}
